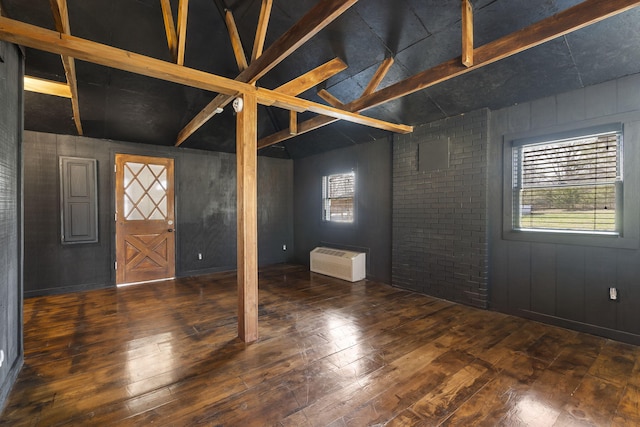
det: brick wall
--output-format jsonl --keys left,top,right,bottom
{"left": 392, "top": 109, "right": 489, "bottom": 308}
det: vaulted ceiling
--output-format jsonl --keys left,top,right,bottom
{"left": 2, "top": 0, "right": 640, "bottom": 158}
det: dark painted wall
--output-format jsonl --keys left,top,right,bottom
{"left": 293, "top": 138, "right": 392, "bottom": 283}
{"left": 0, "top": 42, "right": 23, "bottom": 413}
{"left": 392, "top": 110, "right": 489, "bottom": 308}
{"left": 23, "top": 131, "right": 293, "bottom": 296}
{"left": 488, "top": 74, "right": 640, "bottom": 344}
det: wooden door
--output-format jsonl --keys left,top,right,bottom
{"left": 115, "top": 154, "right": 175, "bottom": 285}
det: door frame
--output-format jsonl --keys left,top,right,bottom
{"left": 113, "top": 152, "right": 177, "bottom": 286}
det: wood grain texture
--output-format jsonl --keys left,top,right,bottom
{"left": 361, "top": 56, "right": 394, "bottom": 97}
{"left": 257, "top": 0, "right": 640, "bottom": 149}
{"left": 48, "top": 0, "right": 82, "bottom": 135}
{"left": 159, "top": 0, "right": 178, "bottom": 62}
{"left": 276, "top": 57, "right": 347, "bottom": 97}
{"left": 225, "top": 9, "right": 248, "bottom": 72}
{"left": 236, "top": 93, "right": 258, "bottom": 342}
{"left": 461, "top": 0, "right": 473, "bottom": 67}
{"left": 350, "top": 0, "right": 640, "bottom": 112}
{"left": 2, "top": 264, "right": 639, "bottom": 425}
{"left": 251, "top": 0, "right": 272, "bottom": 62}
{"left": 23, "top": 75, "right": 71, "bottom": 98}
{"left": 0, "top": 16, "right": 410, "bottom": 144}
{"left": 115, "top": 154, "right": 175, "bottom": 285}
{"left": 175, "top": 0, "right": 360, "bottom": 145}
{"left": 316, "top": 88, "right": 345, "bottom": 108}
{"left": 176, "top": 0, "right": 188, "bottom": 65}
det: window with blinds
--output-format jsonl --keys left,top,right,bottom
{"left": 322, "top": 172, "right": 355, "bottom": 222}
{"left": 513, "top": 128, "right": 622, "bottom": 234}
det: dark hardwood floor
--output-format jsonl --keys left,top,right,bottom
{"left": 1, "top": 264, "right": 639, "bottom": 426}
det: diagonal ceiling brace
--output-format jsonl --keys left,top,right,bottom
{"left": 159, "top": 0, "right": 178, "bottom": 62}
{"left": 251, "top": 0, "right": 272, "bottom": 62}
{"left": 225, "top": 9, "right": 248, "bottom": 71}
{"left": 0, "top": 16, "right": 412, "bottom": 136}
{"left": 49, "top": 0, "right": 82, "bottom": 135}
{"left": 174, "top": 0, "right": 360, "bottom": 147}
{"left": 258, "top": 0, "right": 640, "bottom": 149}
{"left": 176, "top": 0, "right": 189, "bottom": 65}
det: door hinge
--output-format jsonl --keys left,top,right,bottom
{"left": 115, "top": 212, "right": 117, "bottom": 222}
{"left": 114, "top": 164, "right": 117, "bottom": 173}
{"left": 114, "top": 261, "right": 118, "bottom": 270}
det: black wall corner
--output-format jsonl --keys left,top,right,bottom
{"left": 0, "top": 41, "right": 24, "bottom": 414}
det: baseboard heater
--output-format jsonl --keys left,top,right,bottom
{"left": 310, "top": 247, "right": 366, "bottom": 282}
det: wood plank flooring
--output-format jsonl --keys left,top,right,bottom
{"left": 1, "top": 264, "right": 640, "bottom": 426}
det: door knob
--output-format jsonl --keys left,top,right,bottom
{"left": 168, "top": 229, "right": 174, "bottom": 232}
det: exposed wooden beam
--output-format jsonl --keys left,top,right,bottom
{"left": 236, "top": 92, "right": 258, "bottom": 343}
{"left": 176, "top": 0, "right": 188, "bottom": 65}
{"left": 352, "top": 0, "right": 640, "bottom": 112}
{"left": 259, "top": 115, "right": 335, "bottom": 148}
{"left": 289, "top": 110, "right": 297, "bottom": 135}
{"left": 175, "top": 0, "right": 360, "bottom": 146}
{"left": 258, "top": 0, "right": 640, "bottom": 149}
{"left": 160, "top": 0, "right": 178, "bottom": 62}
{"left": 49, "top": 0, "right": 82, "bottom": 135}
{"left": 225, "top": 9, "right": 248, "bottom": 71}
{"left": 176, "top": 94, "right": 232, "bottom": 145}
{"left": 276, "top": 57, "right": 347, "bottom": 96}
{"left": 462, "top": 0, "right": 474, "bottom": 67}
{"left": 361, "top": 57, "right": 394, "bottom": 97}
{"left": 255, "top": 87, "right": 410, "bottom": 132}
{"left": 0, "top": 17, "right": 411, "bottom": 136}
{"left": 49, "top": 0, "right": 69, "bottom": 33}
{"left": 317, "top": 88, "right": 344, "bottom": 108}
{"left": 251, "top": 0, "right": 272, "bottom": 62}
{"left": 177, "top": 57, "right": 347, "bottom": 145}
{"left": 24, "top": 75, "right": 72, "bottom": 98}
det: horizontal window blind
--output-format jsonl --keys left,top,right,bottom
{"left": 513, "top": 131, "right": 621, "bottom": 233}
{"left": 323, "top": 172, "right": 355, "bottom": 222}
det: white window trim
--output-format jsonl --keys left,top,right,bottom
{"left": 322, "top": 171, "right": 355, "bottom": 223}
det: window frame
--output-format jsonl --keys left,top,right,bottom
{"left": 512, "top": 124, "right": 622, "bottom": 235}
{"left": 502, "top": 120, "right": 639, "bottom": 249}
{"left": 322, "top": 171, "right": 356, "bottom": 224}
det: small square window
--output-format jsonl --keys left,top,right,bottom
{"left": 512, "top": 126, "right": 622, "bottom": 235}
{"left": 322, "top": 172, "right": 355, "bottom": 223}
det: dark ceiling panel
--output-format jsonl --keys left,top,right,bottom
{"left": 23, "top": 49, "right": 66, "bottom": 81}
{"left": 425, "top": 38, "right": 583, "bottom": 116}
{"left": 394, "top": 24, "right": 461, "bottom": 76}
{"left": 566, "top": 9, "right": 640, "bottom": 86}
{"left": 473, "top": 0, "right": 563, "bottom": 45}
{"left": 353, "top": 0, "right": 430, "bottom": 54}
{"left": 23, "top": 91, "right": 77, "bottom": 135}
{"left": 5, "top": 0, "right": 640, "bottom": 159}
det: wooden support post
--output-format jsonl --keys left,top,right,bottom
{"left": 462, "top": 0, "right": 474, "bottom": 67}
{"left": 236, "top": 92, "right": 258, "bottom": 343}
{"left": 289, "top": 110, "right": 298, "bottom": 135}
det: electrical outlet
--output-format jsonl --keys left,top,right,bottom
{"left": 198, "top": 253, "right": 203, "bottom": 260}
{"left": 0, "top": 349, "right": 4, "bottom": 368}
{"left": 282, "top": 244, "right": 287, "bottom": 251}
{"left": 609, "top": 287, "right": 618, "bottom": 301}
